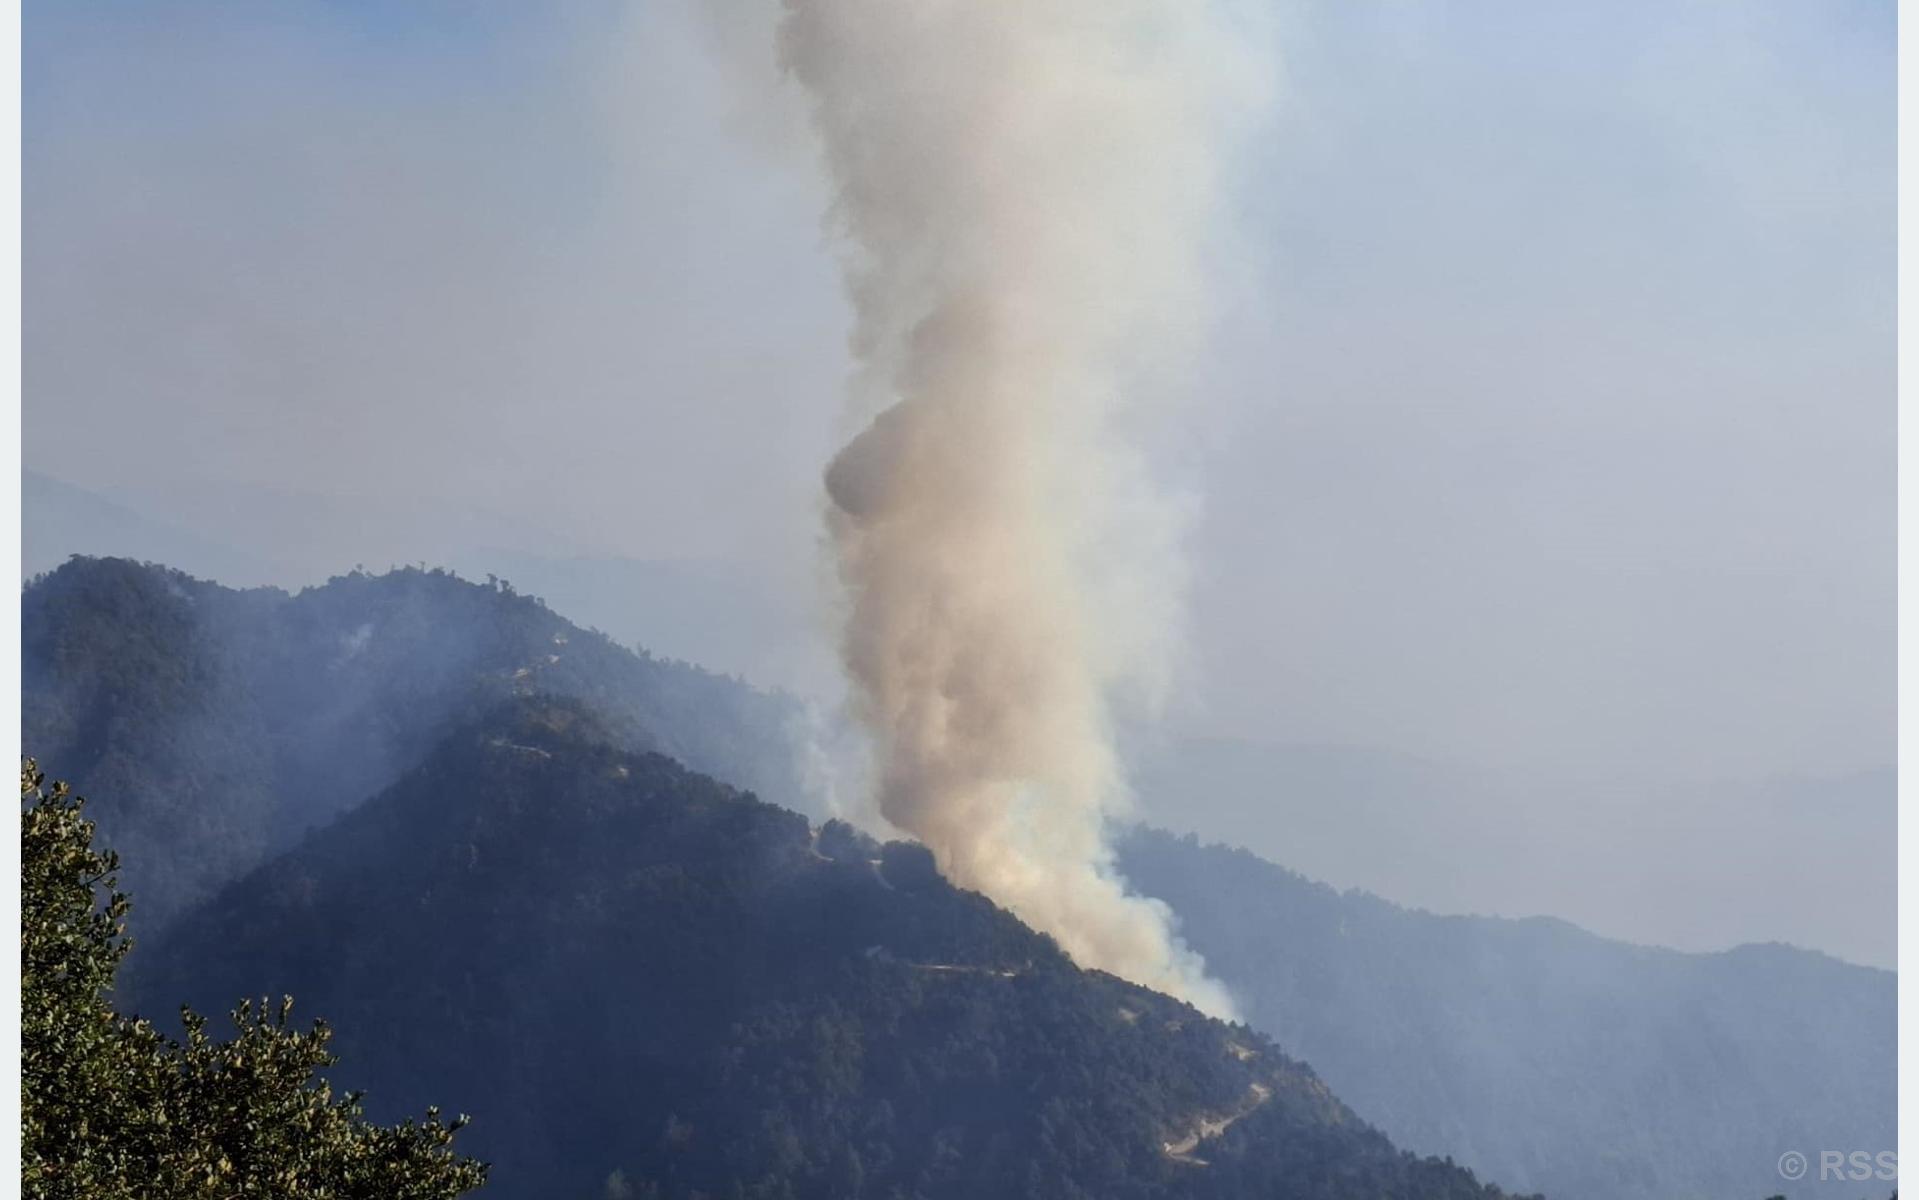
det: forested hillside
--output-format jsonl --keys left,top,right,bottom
{"left": 22, "top": 556, "right": 807, "bottom": 929}
{"left": 125, "top": 699, "right": 1530, "bottom": 1200}
{"left": 1119, "top": 829, "right": 1895, "bottom": 1200}
{"left": 25, "top": 555, "right": 1894, "bottom": 1200}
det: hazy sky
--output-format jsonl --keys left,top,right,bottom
{"left": 25, "top": 2, "right": 1893, "bottom": 791}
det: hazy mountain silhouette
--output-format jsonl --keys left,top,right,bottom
{"left": 22, "top": 556, "right": 810, "bottom": 930}
{"left": 1121, "top": 828, "right": 1894, "bottom": 1200}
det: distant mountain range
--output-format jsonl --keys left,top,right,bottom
{"left": 1120, "top": 829, "right": 1894, "bottom": 1200}
{"left": 23, "top": 468, "right": 289, "bottom": 587}
{"left": 1128, "top": 737, "right": 1895, "bottom": 971}
{"left": 24, "top": 468, "right": 835, "bottom": 696}
{"left": 21, "top": 557, "right": 1896, "bottom": 1199}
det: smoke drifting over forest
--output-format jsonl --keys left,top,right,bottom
{"left": 780, "top": 1, "right": 1270, "bottom": 1015}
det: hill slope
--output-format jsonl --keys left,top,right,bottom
{"left": 32, "top": 555, "right": 1893, "bottom": 1200}
{"left": 128, "top": 700, "right": 1529, "bottom": 1200}
{"left": 22, "top": 556, "right": 809, "bottom": 929}
{"left": 1119, "top": 829, "right": 1895, "bottom": 1200}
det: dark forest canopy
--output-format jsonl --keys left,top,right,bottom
{"left": 125, "top": 699, "right": 1530, "bottom": 1200}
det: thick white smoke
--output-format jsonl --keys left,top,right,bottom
{"left": 781, "top": 1, "right": 1266, "bottom": 1019}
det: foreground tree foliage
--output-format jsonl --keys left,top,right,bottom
{"left": 21, "top": 758, "right": 487, "bottom": 1199}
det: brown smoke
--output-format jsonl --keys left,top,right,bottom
{"left": 782, "top": 0, "right": 1267, "bottom": 1018}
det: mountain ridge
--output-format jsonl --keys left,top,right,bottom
{"left": 22, "top": 555, "right": 812, "bottom": 929}
{"left": 1119, "top": 827, "right": 1894, "bottom": 1200}
{"left": 24, "top": 554, "right": 1892, "bottom": 1200}
{"left": 124, "top": 696, "right": 1532, "bottom": 1200}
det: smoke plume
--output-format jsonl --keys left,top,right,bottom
{"left": 781, "top": 1, "right": 1265, "bottom": 1018}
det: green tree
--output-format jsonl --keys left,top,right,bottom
{"left": 21, "top": 758, "right": 488, "bottom": 1199}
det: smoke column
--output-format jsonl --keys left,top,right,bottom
{"left": 781, "top": 1, "right": 1264, "bottom": 1018}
